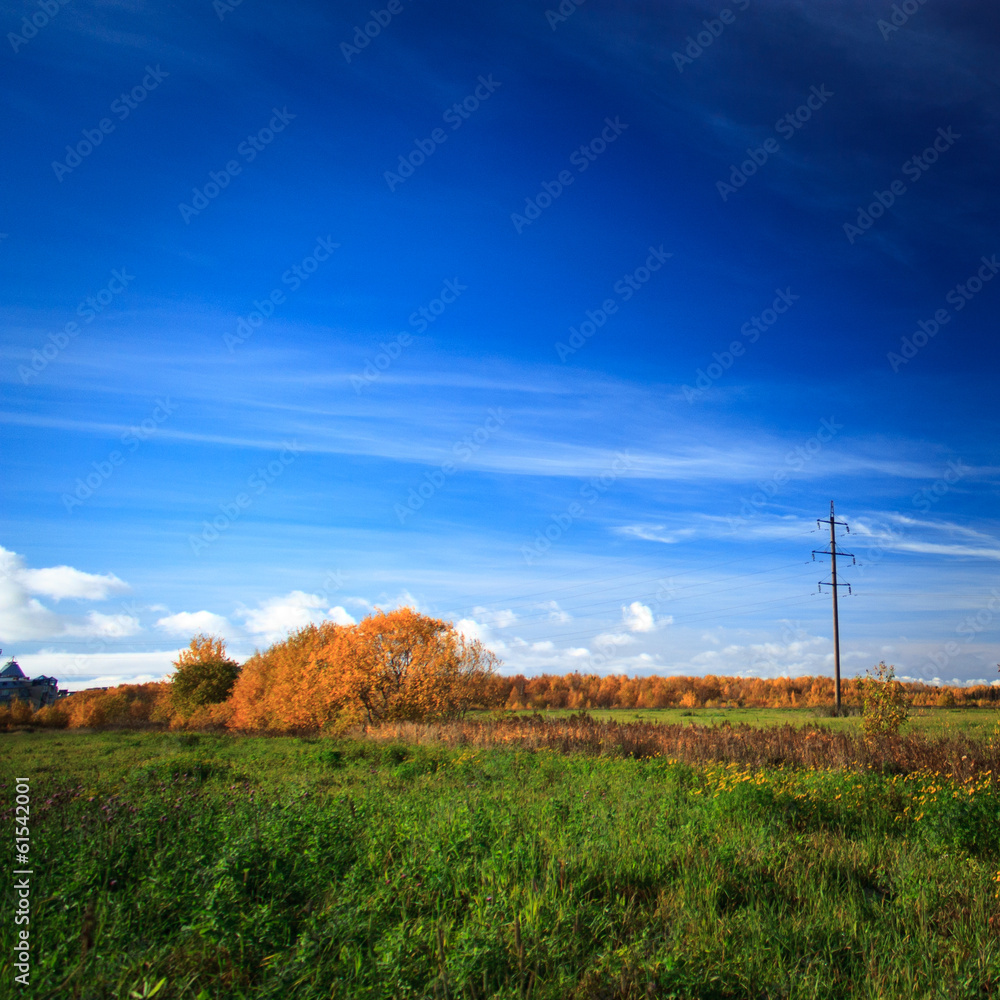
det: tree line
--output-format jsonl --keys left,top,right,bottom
{"left": 2, "top": 606, "right": 997, "bottom": 732}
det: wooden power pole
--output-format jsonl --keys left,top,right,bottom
{"left": 813, "top": 501, "right": 854, "bottom": 714}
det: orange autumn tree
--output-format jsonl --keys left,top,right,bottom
{"left": 227, "top": 621, "right": 349, "bottom": 732}
{"left": 346, "top": 608, "right": 501, "bottom": 724}
{"left": 226, "top": 608, "right": 502, "bottom": 732}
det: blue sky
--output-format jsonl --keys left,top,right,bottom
{"left": 2, "top": 0, "right": 998, "bottom": 690}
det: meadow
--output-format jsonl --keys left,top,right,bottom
{"left": 2, "top": 715, "right": 999, "bottom": 999}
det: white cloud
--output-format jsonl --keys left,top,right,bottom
{"left": 455, "top": 618, "right": 478, "bottom": 641}
{"left": 78, "top": 612, "right": 141, "bottom": 638}
{"left": 593, "top": 631, "right": 634, "bottom": 648}
{"left": 472, "top": 606, "right": 518, "bottom": 628}
{"left": 684, "top": 634, "right": 833, "bottom": 678}
{"left": 386, "top": 589, "right": 425, "bottom": 612}
{"left": 623, "top": 601, "right": 655, "bottom": 633}
{"left": 17, "top": 649, "right": 181, "bottom": 688}
{"left": 0, "top": 546, "right": 134, "bottom": 642}
{"left": 0, "top": 589, "right": 62, "bottom": 642}
{"left": 18, "top": 565, "right": 129, "bottom": 601}
{"left": 538, "top": 600, "right": 570, "bottom": 622}
{"left": 237, "top": 591, "right": 356, "bottom": 644}
{"left": 326, "top": 606, "right": 356, "bottom": 626}
{"left": 455, "top": 617, "right": 502, "bottom": 647}
{"left": 155, "top": 610, "right": 232, "bottom": 636}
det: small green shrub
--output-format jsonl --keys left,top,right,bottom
{"left": 170, "top": 634, "right": 241, "bottom": 713}
{"left": 861, "top": 661, "right": 909, "bottom": 744}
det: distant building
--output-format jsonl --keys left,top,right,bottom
{"left": 0, "top": 655, "right": 60, "bottom": 710}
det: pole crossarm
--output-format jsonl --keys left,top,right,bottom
{"left": 813, "top": 547, "right": 855, "bottom": 586}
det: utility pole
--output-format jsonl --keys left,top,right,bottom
{"left": 813, "top": 501, "right": 854, "bottom": 714}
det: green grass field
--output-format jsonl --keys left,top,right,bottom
{"left": 2, "top": 727, "right": 999, "bottom": 999}
{"left": 512, "top": 706, "right": 1000, "bottom": 738}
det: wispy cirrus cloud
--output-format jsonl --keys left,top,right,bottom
{"left": 614, "top": 524, "right": 696, "bottom": 544}
{"left": 853, "top": 514, "right": 1000, "bottom": 561}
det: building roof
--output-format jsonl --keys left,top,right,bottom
{"left": 0, "top": 659, "right": 26, "bottom": 679}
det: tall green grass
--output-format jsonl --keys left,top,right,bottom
{"left": 2, "top": 730, "right": 998, "bottom": 999}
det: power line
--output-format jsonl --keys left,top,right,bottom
{"left": 434, "top": 536, "right": 822, "bottom": 622}
{"left": 513, "top": 592, "right": 823, "bottom": 647}
{"left": 449, "top": 562, "right": 814, "bottom": 630}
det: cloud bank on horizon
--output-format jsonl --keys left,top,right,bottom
{"left": 1, "top": 0, "right": 998, "bottom": 690}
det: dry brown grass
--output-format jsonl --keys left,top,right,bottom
{"left": 353, "top": 712, "right": 1000, "bottom": 782}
